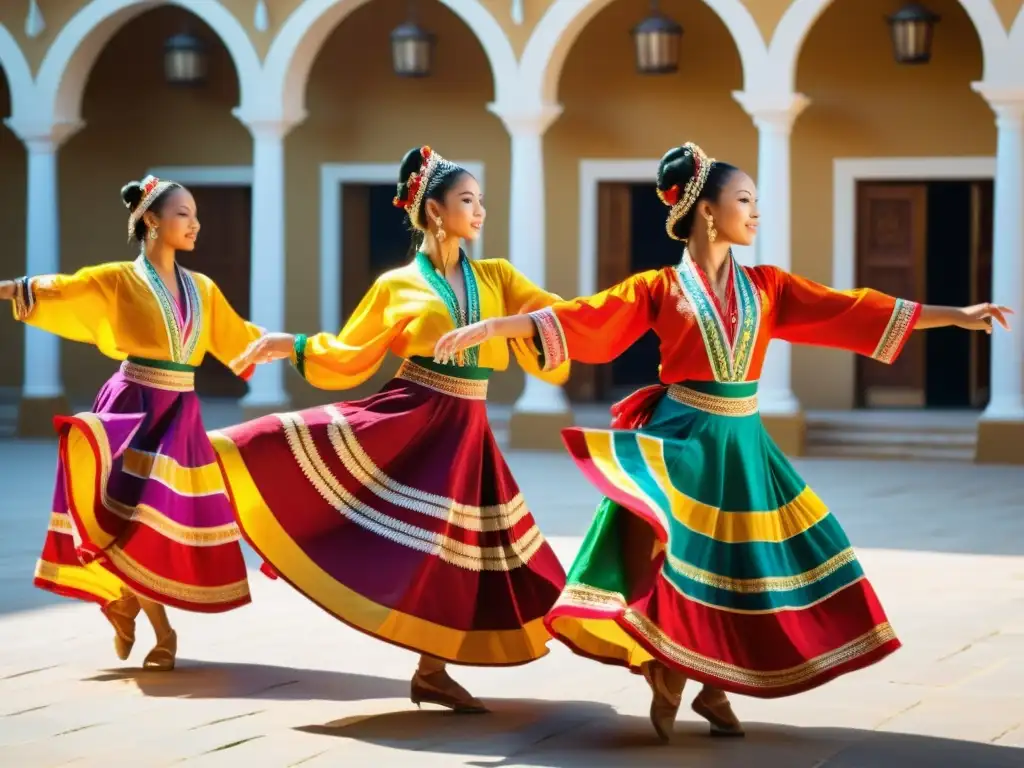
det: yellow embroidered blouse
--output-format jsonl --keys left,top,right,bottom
{"left": 12, "top": 256, "right": 263, "bottom": 378}
{"left": 293, "top": 255, "right": 571, "bottom": 390}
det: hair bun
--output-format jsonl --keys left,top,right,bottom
{"left": 657, "top": 145, "right": 698, "bottom": 197}
{"left": 395, "top": 146, "right": 428, "bottom": 205}
{"left": 120, "top": 181, "right": 144, "bottom": 211}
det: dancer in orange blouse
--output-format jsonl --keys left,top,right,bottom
{"left": 434, "top": 142, "right": 1012, "bottom": 740}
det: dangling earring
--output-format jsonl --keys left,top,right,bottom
{"left": 705, "top": 215, "right": 717, "bottom": 244}
{"left": 432, "top": 215, "right": 447, "bottom": 243}
{"left": 149, "top": 227, "right": 159, "bottom": 241}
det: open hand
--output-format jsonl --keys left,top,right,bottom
{"left": 230, "top": 332, "right": 295, "bottom": 371}
{"left": 958, "top": 303, "right": 1014, "bottom": 333}
{"left": 434, "top": 321, "right": 493, "bottom": 365}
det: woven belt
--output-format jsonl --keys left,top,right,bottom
{"left": 396, "top": 359, "right": 488, "bottom": 400}
{"left": 120, "top": 360, "right": 195, "bottom": 392}
{"left": 667, "top": 383, "right": 758, "bottom": 417}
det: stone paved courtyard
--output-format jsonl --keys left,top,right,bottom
{"left": 1, "top": 435, "right": 1023, "bottom": 767}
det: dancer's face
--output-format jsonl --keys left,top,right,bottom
{"left": 699, "top": 171, "right": 759, "bottom": 247}
{"left": 146, "top": 188, "right": 201, "bottom": 252}
{"left": 426, "top": 173, "right": 486, "bottom": 243}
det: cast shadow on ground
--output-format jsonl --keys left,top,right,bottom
{"left": 83, "top": 659, "right": 409, "bottom": 702}
{"left": 295, "top": 705, "right": 1023, "bottom": 768}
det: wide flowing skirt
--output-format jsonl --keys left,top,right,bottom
{"left": 33, "top": 360, "right": 251, "bottom": 613}
{"left": 210, "top": 359, "right": 567, "bottom": 666}
{"left": 545, "top": 379, "right": 900, "bottom": 698}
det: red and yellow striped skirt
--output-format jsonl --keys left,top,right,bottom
{"left": 210, "top": 359, "right": 567, "bottom": 665}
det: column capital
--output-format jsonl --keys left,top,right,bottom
{"left": 972, "top": 82, "right": 1024, "bottom": 123}
{"left": 732, "top": 91, "right": 810, "bottom": 131}
{"left": 4, "top": 118, "right": 83, "bottom": 152}
{"left": 232, "top": 108, "right": 304, "bottom": 140}
{"left": 487, "top": 102, "right": 563, "bottom": 137}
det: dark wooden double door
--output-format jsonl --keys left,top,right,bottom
{"left": 856, "top": 181, "right": 992, "bottom": 409}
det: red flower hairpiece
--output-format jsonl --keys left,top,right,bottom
{"left": 657, "top": 184, "right": 680, "bottom": 207}
{"left": 142, "top": 177, "right": 161, "bottom": 197}
{"left": 392, "top": 147, "right": 434, "bottom": 209}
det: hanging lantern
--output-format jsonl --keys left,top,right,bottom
{"left": 391, "top": 2, "right": 434, "bottom": 78}
{"left": 164, "top": 30, "right": 207, "bottom": 85}
{"left": 632, "top": 0, "right": 683, "bottom": 75}
{"left": 887, "top": 3, "right": 940, "bottom": 65}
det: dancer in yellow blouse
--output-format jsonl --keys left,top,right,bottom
{"left": 210, "top": 146, "right": 569, "bottom": 712}
{"left": 1, "top": 176, "right": 264, "bottom": 670}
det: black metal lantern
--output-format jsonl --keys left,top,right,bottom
{"left": 391, "top": 3, "right": 434, "bottom": 78}
{"left": 632, "top": 0, "right": 683, "bottom": 75}
{"left": 164, "top": 30, "right": 207, "bottom": 85}
{"left": 887, "top": 3, "right": 940, "bottom": 64}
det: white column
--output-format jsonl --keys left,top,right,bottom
{"left": 6, "top": 121, "right": 80, "bottom": 402}
{"left": 237, "top": 117, "right": 293, "bottom": 411}
{"left": 975, "top": 86, "right": 1024, "bottom": 421}
{"left": 489, "top": 103, "right": 571, "bottom": 415}
{"left": 733, "top": 91, "right": 809, "bottom": 415}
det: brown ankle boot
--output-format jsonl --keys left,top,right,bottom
{"left": 641, "top": 661, "right": 686, "bottom": 742}
{"left": 692, "top": 686, "right": 744, "bottom": 737}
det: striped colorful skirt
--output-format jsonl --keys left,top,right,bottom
{"left": 34, "top": 358, "right": 251, "bottom": 613}
{"left": 545, "top": 379, "right": 900, "bottom": 698}
{"left": 210, "top": 358, "right": 567, "bottom": 666}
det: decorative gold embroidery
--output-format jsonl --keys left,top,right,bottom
{"left": 555, "top": 583, "right": 628, "bottom": 611}
{"left": 623, "top": 611, "right": 896, "bottom": 689}
{"left": 120, "top": 360, "right": 194, "bottom": 392}
{"left": 277, "top": 411, "right": 546, "bottom": 572}
{"left": 664, "top": 548, "right": 858, "bottom": 594}
{"left": 873, "top": 299, "right": 919, "bottom": 364}
{"left": 396, "top": 360, "right": 488, "bottom": 400}
{"left": 75, "top": 414, "right": 239, "bottom": 547}
{"left": 104, "top": 545, "right": 249, "bottom": 604}
{"left": 666, "top": 384, "right": 758, "bottom": 416}
{"left": 528, "top": 307, "right": 568, "bottom": 372}
{"left": 323, "top": 405, "right": 529, "bottom": 532}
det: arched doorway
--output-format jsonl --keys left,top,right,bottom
{"left": 279, "top": 0, "right": 508, "bottom": 406}
{"left": 58, "top": 5, "right": 253, "bottom": 400}
{"left": 793, "top": 0, "right": 994, "bottom": 412}
{"left": 544, "top": 0, "right": 756, "bottom": 402}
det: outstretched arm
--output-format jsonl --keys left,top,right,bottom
{"left": 230, "top": 278, "right": 405, "bottom": 390}
{"left": 914, "top": 303, "right": 1012, "bottom": 332}
{"left": 769, "top": 267, "right": 1012, "bottom": 363}
{"left": 2, "top": 266, "right": 120, "bottom": 346}
{"left": 435, "top": 270, "right": 660, "bottom": 367}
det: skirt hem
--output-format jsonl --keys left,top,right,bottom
{"left": 55, "top": 414, "right": 251, "bottom": 613}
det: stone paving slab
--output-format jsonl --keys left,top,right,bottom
{"left": 1, "top": 440, "right": 1024, "bottom": 766}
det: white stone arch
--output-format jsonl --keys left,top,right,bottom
{"left": 260, "top": 0, "right": 518, "bottom": 125}
{"left": 769, "top": 0, "right": 1011, "bottom": 91}
{"left": 32, "top": 0, "right": 261, "bottom": 127}
{"left": 1008, "top": 7, "right": 1024, "bottom": 72}
{"left": 518, "top": 0, "right": 768, "bottom": 109}
{"left": 0, "top": 23, "right": 32, "bottom": 120}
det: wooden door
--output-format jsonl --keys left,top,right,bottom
{"left": 970, "top": 180, "right": 993, "bottom": 407}
{"left": 565, "top": 182, "right": 632, "bottom": 402}
{"left": 188, "top": 185, "right": 252, "bottom": 399}
{"left": 341, "top": 184, "right": 371, "bottom": 322}
{"left": 855, "top": 183, "right": 927, "bottom": 407}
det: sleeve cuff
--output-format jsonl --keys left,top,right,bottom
{"left": 290, "top": 333, "right": 308, "bottom": 379}
{"left": 528, "top": 307, "right": 568, "bottom": 372}
{"left": 871, "top": 299, "right": 921, "bottom": 364}
{"left": 12, "top": 277, "right": 35, "bottom": 321}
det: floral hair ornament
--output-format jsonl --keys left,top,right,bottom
{"left": 392, "top": 146, "right": 463, "bottom": 231}
{"left": 127, "top": 175, "right": 177, "bottom": 242}
{"left": 662, "top": 142, "right": 715, "bottom": 242}
{"left": 393, "top": 145, "right": 441, "bottom": 230}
